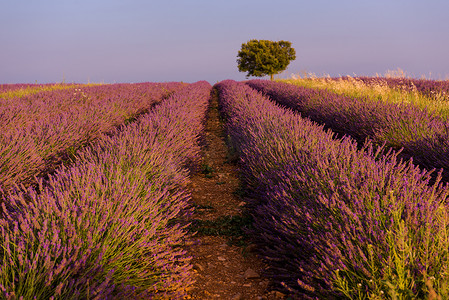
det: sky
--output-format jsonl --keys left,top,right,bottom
{"left": 1, "top": 0, "right": 449, "bottom": 84}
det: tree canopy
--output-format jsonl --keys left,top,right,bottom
{"left": 237, "top": 39, "right": 296, "bottom": 80}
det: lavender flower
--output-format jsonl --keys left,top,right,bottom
{"left": 247, "top": 79, "right": 449, "bottom": 182}
{"left": 1, "top": 81, "right": 211, "bottom": 299}
{"left": 216, "top": 80, "right": 449, "bottom": 298}
{"left": 0, "top": 82, "right": 185, "bottom": 193}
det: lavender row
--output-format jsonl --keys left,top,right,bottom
{"left": 0, "top": 81, "right": 211, "bottom": 299}
{"left": 0, "top": 82, "right": 184, "bottom": 192}
{"left": 216, "top": 80, "right": 449, "bottom": 298}
{"left": 247, "top": 79, "right": 449, "bottom": 182}
{"left": 354, "top": 76, "right": 449, "bottom": 100}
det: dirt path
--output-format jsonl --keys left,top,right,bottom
{"left": 185, "top": 90, "right": 286, "bottom": 300}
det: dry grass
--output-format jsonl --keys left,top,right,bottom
{"left": 281, "top": 72, "right": 449, "bottom": 120}
{"left": 0, "top": 83, "right": 102, "bottom": 100}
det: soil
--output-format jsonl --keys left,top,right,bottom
{"left": 185, "top": 90, "right": 288, "bottom": 300}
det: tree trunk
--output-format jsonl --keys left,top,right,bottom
{"left": 270, "top": 74, "right": 273, "bottom": 81}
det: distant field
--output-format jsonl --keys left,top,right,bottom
{"left": 0, "top": 83, "right": 92, "bottom": 100}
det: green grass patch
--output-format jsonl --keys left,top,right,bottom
{"left": 193, "top": 203, "right": 215, "bottom": 210}
{"left": 201, "top": 163, "right": 214, "bottom": 178}
{"left": 189, "top": 215, "right": 253, "bottom": 246}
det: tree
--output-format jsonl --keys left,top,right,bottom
{"left": 237, "top": 39, "right": 296, "bottom": 80}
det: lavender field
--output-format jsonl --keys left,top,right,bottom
{"left": 1, "top": 82, "right": 210, "bottom": 299}
{"left": 247, "top": 79, "right": 449, "bottom": 182}
{"left": 2, "top": 77, "right": 449, "bottom": 299}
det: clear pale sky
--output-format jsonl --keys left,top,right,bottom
{"left": 1, "top": 0, "right": 448, "bottom": 84}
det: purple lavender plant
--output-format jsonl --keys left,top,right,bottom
{"left": 1, "top": 81, "right": 211, "bottom": 299}
{"left": 216, "top": 80, "right": 449, "bottom": 299}
{"left": 0, "top": 82, "right": 185, "bottom": 193}
{"left": 246, "top": 79, "right": 449, "bottom": 182}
